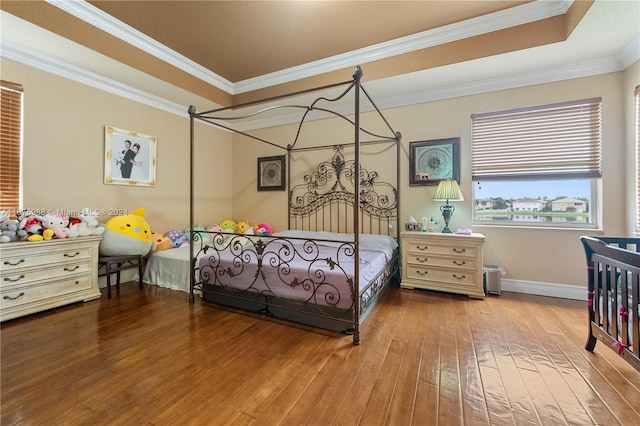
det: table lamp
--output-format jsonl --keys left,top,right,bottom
{"left": 432, "top": 179, "right": 463, "bottom": 233}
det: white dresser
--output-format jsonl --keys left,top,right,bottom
{"left": 0, "top": 236, "right": 102, "bottom": 321}
{"left": 401, "top": 231, "right": 485, "bottom": 299}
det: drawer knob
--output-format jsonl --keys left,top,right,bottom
{"left": 453, "top": 274, "right": 466, "bottom": 280}
{"left": 416, "top": 257, "right": 428, "bottom": 263}
{"left": 3, "top": 259, "right": 25, "bottom": 266}
{"left": 64, "top": 265, "right": 80, "bottom": 272}
{"left": 453, "top": 248, "right": 466, "bottom": 253}
{"left": 64, "top": 251, "right": 81, "bottom": 258}
{"left": 416, "top": 245, "right": 428, "bottom": 251}
{"left": 453, "top": 260, "right": 466, "bottom": 266}
{"left": 417, "top": 270, "right": 428, "bottom": 276}
{"left": 3, "top": 274, "right": 25, "bottom": 283}
{"left": 3, "top": 292, "right": 25, "bottom": 301}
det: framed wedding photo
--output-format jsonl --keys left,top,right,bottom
{"left": 257, "top": 155, "right": 285, "bottom": 191}
{"left": 104, "top": 126, "right": 157, "bottom": 187}
{"left": 409, "top": 137, "right": 460, "bottom": 186}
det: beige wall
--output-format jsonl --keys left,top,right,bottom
{"left": 2, "top": 59, "right": 233, "bottom": 232}
{"left": 5, "top": 56, "right": 637, "bottom": 292}
{"left": 233, "top": 65, "right": 638, "bottom": 289}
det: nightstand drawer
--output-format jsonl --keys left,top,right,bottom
{"left": 405, "top": 253, "right": 477, "bottom": 271}
{"left": 405, "top": 264, "right": 477, "bottom": 287}
{"left": 404, "top": 240, "right": 477, "bottom": 259}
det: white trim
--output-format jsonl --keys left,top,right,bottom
{"left": 234, "top": 0, "right": 571, "bottom": 93}
{"left": 1, "top": 40, "right": 189, "bottom": 118}
{"left": 46, "top": 0, "right": 235, "bottom": 94}
{"left": 47, "top": 0, "right": 570, "bottom": 94}
{"left": 501, "top": 278, "right": 587, "bottom": 301}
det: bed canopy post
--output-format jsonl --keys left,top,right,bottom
{"left": 188, "top": 106, "right": 196, "bottom": 303}
{"left": 353, "top": 65, "right": 362, "bottom": 345}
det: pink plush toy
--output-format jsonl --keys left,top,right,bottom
{"left": 40, "top": 212, "right": 69, "bottom": 239}
{"left": 253, "top": 222, "right": 273, "bottom": 236}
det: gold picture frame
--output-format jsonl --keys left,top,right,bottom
{"left": 104, "top": 126, "right": 157, "bottom": 187}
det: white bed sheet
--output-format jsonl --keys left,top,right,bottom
{"left": 143, "top": 245, "right": 192, "bottom": 292}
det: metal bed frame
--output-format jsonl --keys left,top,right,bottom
{"left": 187, "top": 66, "right": 402, "bottom": 344}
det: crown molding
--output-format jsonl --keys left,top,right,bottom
{"left": 46, "top": 0, "right": 235, "bottom": 94}
{"left": 234, "top": 0, "right": 572, "bottom": 93}
{"left": 1, "top": 39, "right": 189, "bottom": 118}
{"left": 47, "top": 0, "right": 572, "bottom": 95}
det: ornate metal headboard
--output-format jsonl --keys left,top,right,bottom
{"left": 288, "top": 146, "right": 398, "bottom": 237}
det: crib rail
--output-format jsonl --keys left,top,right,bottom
{"left": 581, "top": 236, "right": 640, "bottom": 371}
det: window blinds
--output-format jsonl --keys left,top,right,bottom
{"left": 0, "top": 81, "right": 23, "bottom": 216}
{"left": 471, "top": 98, "right": 602, "bottom": 181}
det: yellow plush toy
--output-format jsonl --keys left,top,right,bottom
{"left": 235, "top": 220, "right": 251, "bottom": 234}
{"left": 99, "top": 207, "right": 152, "bottom": 256}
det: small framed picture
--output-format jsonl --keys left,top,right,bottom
{"left": 257, "top": 155, "right": 285, "bottom": 191}
{"left": 104, "top": 126, "right": 157, "bottom": 187}
{"left": 409, "top": 137, "right": 460, "bottom": 186}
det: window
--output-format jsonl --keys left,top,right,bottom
{"left": 0, "top": 81, "right": 23, "bottom": 217}
{"left": 471, "top": 98, "right": 601, "bottom": 228}
{"left": 636, "top": 85, "right": 640, "bottom": 234}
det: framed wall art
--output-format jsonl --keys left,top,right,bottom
{"left": 257, "top": 155, "right": 285, "bottom": 191}
{"left": 409, "top": 137, "right": 460, "bottom": 186}
{"left": 104, "top": 126, "right": 157, "bottom": 187}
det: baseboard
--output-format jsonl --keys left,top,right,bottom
{"left": 501, "top": 279, "right": 587, "bottom": 301}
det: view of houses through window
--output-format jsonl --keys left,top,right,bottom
{"left": 474, "top": 179, "right": 592, "bottom": 225}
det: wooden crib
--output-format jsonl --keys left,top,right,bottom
{"left": 581, "top": 236, "right": 640, "bottom": 371}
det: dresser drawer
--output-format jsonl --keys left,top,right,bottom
{"left": 1, "top": 274, "right": 93, "bottom": 309}
{"left": 404, "top": 240, "right": 477, "bottom": 259}
{"left": 405, "top": 253, "right": 477, "bottom": 271}
{"left": 405, "top": 264, "right": 477, "bottom": 287}
{"left": 1, "top": 246, "right": 92, "bottom": 272}
{"left": 1, "top": 261, "right": 91, "bottom": 289}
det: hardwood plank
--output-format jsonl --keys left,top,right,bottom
{"left": 2, "top": 283, "right": 640, "bottom": 426}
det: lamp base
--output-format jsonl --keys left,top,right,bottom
{"left": 440, "top": 204, "right": 455, "bottom": 234}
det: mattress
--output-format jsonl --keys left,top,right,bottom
{"left": 199, "top": 231, "right": 397, "bottom": 309}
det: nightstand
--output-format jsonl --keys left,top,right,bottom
{"left": 400, "top": 231, "right": 485, "bottom": 299}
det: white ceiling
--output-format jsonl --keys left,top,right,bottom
{"left": 1, "top": 0, "right": 638, "bottom": 129}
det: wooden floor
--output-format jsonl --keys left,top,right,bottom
{"left": 2, "top": 283, "right": 639, "bottom": 425}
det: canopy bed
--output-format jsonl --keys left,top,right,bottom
{"left": 187, "top": 66, "right": 402, "bottom": 344}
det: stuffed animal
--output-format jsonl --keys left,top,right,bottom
{"left": 235, "top": 220, "right": 251, "bottom": 234}
{"left": 253, "top": 222, "right": 273, "bottom": 236}
{"left": 185, "top": 225, "right": 211, "bottom": 245}
{"left": 0, "top": 211, "right": 27, "bottom": 242}
{"left": 99, "top": 207, "right": 152, "bottom": 256}
{"left": 166, "top": 229, "right": 188, "bottom": 248}
{"left": 150, "top": 231, "right": 172, "bottom": 252}
{"left": 17, "top": 209, "right": 44, "bottom": 239}
{"left": 206, "top": 224, "right": 222, "bottom": 233}
{"left": 219, "top": 219, "right": 237, "bottom": 233}
{"left": 68, "top": 208, "right": 105, "bottom": 237}
{"left": 40, "top": 212, "right": 69, "bottom": 239}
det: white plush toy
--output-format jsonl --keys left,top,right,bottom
{"left": 39, "top": 212, "right": 69, "bottom": 239}
{"left": 67, "top": 208, "right": 105, "bottom": 237}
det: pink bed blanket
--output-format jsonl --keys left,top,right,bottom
{"left": 197, "top": 231, "right": 397, "bottom": 310}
